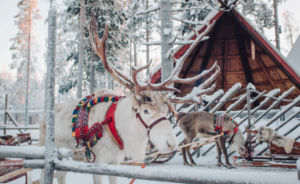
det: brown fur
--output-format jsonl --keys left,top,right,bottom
{"left": 178, "top": 111, "right": 249, "bottom": 168}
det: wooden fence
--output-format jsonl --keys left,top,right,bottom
{"left": 168, "top": 82, "right": 300, "bottom": 158}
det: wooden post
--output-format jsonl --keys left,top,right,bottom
{"left": 4, "top": 94, "right": 7, "bottom": 135}
{"left": 77, "top": 0, "right": 85, "bottom": 98}
{"left": 129, "top": 41, "right": 132, "bottom": 77}
{"left": 273, "top": 0, "right": 280, "bottom": 51}
{"left": 297, "top": 159, "right": 300, "bottom": 180}
{"left": 43, "top": 6, "right": 57, "bottom": 184}
{"left": 223, "top": 40, "right": 228, "bottom": 88}
{"left": 246, "top": 84, "right": 251, "bottom": 144}
{"left": 146, "top": 0, "right": 149, "bottom": 75}
{"left": 90, "top": 49, "right": 95, "bottom": 94}
{"left": 251, "top": 39, "right": 255, "bottom": 60}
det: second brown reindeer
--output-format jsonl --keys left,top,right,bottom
{"left": 177, "top": 111, "right": 253, "bottom": 168}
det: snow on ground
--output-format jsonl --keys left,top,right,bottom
{"left": 6, "top": 154, "right": 299, "bottom": 184}
{"left": 2, "top": 114, "right": 300, "bottom": 184}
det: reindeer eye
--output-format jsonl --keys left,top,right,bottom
{"left": 146, "top": 97, "right": 152, "bottom": 102}
{"left": 144, "top": 110, "right": 149, "bottom": 114}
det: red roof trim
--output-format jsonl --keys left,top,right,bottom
{"left": 151, "top": 11, "right": 224, "bottom": 84}
{"left": 231, "top": 9, "right": 300, "bottom": 87}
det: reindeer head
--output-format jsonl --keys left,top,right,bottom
{"left": 89, "top": 12, "right": 220, "bottom": 152}
{"left": 256, "top": 126, "right": 275, "bottom": 144}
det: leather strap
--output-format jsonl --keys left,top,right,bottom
{"left": 135, "top": 110, "right": 167, "bottom": 142}
{"left": 105, "top": 102, "right": 124, "bottom": 150}
{"left": 228, "top": 126, "right": 239, "bottom": 145}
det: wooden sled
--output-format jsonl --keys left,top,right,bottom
{"left": 0, "top": 133, "right": 32, "bottom": 146}
{"left": 239, "top": 142, "right": 300, "bottom": 168}
{"left": 0, "top": 160, "right": 30, "bottom": 183}
{"left": 264, "top": 141, "right": 300, "bottom": 157}
{"left": 0, "top": 159, "right": 57, "bottom": 184}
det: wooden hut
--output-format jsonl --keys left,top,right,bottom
{"left": 150, "top": 9, "right": 300, "bottom": 110}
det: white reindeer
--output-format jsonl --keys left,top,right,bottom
{"left": 254, "top": 126, "right": 295, "bottom": 154}
{"left": 40, "top": 11, "right": 219, "bottom": 184}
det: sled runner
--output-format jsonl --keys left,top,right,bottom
{"left": 0, "top": 133, "right": 32, "bottom": 146}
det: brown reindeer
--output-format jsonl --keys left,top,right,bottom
{"left": 177, "top": 111, "right": 253, "bottom": 168}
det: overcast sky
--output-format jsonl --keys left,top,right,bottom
{"left": 0, "top": 0, "right": 299, "bottom": 77}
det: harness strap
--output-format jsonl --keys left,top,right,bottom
{"left": 228, "top": 126, "right": 239, "bottom": 145}
{"left": 105, "top": 102, "right": 124, "bottom": 150}
{"left": 135, "top": 110, "right": 167, "bottom": 143}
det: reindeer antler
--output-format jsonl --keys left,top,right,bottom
{"left": 89, "top": 11, "right": 220, "bottom": 103}
{"left": 89, "top": 12, "right": 135, "bottom": 91}
{"left": 245, "top": 125, "right": 258, "bottom": 135}
{"left": 170, "top": 61, "right": 220, "bottom": 104}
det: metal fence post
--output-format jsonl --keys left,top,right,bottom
{"left": 43, "top": 6, "right": 57, "bottom": 184}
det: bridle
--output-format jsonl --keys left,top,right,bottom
{"left": 135, "top": 109, "right": 167, "bottom": 144}
{"left": 228, "top": 125, "right": 239, "bottom": 145}
{"left": 227, "top": 125, "right": 253, "bottom": 161}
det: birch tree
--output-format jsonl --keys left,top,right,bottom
{"left": 10, "top": 0, "right": 42, "bottom": 124}
{"left": 283, "top": 10, "right": 299, "bottom": 48}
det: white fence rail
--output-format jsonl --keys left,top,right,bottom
{"left": 0, "top": 146, "right": 294, "bottom": 184}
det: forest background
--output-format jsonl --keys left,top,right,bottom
{"left": 0, "top": 0, "right": 299, "bottom": 124}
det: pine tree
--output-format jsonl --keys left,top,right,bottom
{"left": 57, "top": 0, "right": 128, "bottom": 95}
{"left": 10, "top": 0, "right": 42, "bottom": 124}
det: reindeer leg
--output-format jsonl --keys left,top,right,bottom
{"left": 186, "top": 145, "right": 197, "bottom": 167}
{"left": 219, "top": 137, "right": 234, "bottom": 169}
{"left": 182, "top": 147, "right": 189, "bottom": 166}
{"left": 215, "top": 138, "right": 224, "bottom": 167}
{"left": 181, "top": 139, "right": 189, "bottom": 166}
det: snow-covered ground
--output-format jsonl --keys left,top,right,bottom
{"left": 2, "top": 114, "right": 300, "bottom": 184}
{"left": 6, "top": 154, "right": 299, "bottom": 184}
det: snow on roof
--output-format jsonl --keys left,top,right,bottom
{"left": 287, "top": 35, "right": 300, "bottom": 73}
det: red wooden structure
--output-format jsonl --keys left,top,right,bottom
{"left": 150, "top": 8, "right": 300, "bottom": 110}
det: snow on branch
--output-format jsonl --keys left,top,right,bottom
{"left": 136, "top": 6, "right": 160, "bottom": 16}
{"left": 142, "top": 41, "right": 161, "bottom": 45}
{"left": 171, "top": 6, "right": 210, "bottom": 12}
{"left": 173, "top": 36, "right": 209, "bottom": 45}
{"left": 172, "top": 16, "right": 207, "bottom": 25}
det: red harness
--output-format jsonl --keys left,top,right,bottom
{"left": 82, "top": 101, "right": 124, "bottom": 150}
{"left": 74, "top": 95, "right": 168, "bottom": 162}
{"left": 105, "top": 102, "right": 124, "bottom": 150}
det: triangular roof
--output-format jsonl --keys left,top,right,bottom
{"left": 287, "top": 35, "right": 300, "bottom": 73}
{"left": 151, "top": 8, "right": 300, "bottom": 109}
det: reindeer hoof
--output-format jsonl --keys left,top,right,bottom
{"left": 225, "top": 164, "right": 235, "bottom": 169}
{"left": 183, "top": 162, "right": 189, "bottom": 166}
{"left": 189, "top": 163, "right": 197, "bottom": 167}
{"left": 217, "top": 162, "right": 224, "bottom": 167}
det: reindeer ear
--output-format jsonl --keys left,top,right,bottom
{"left": 125, "top": 91, "right": 140, "bottom": 109}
